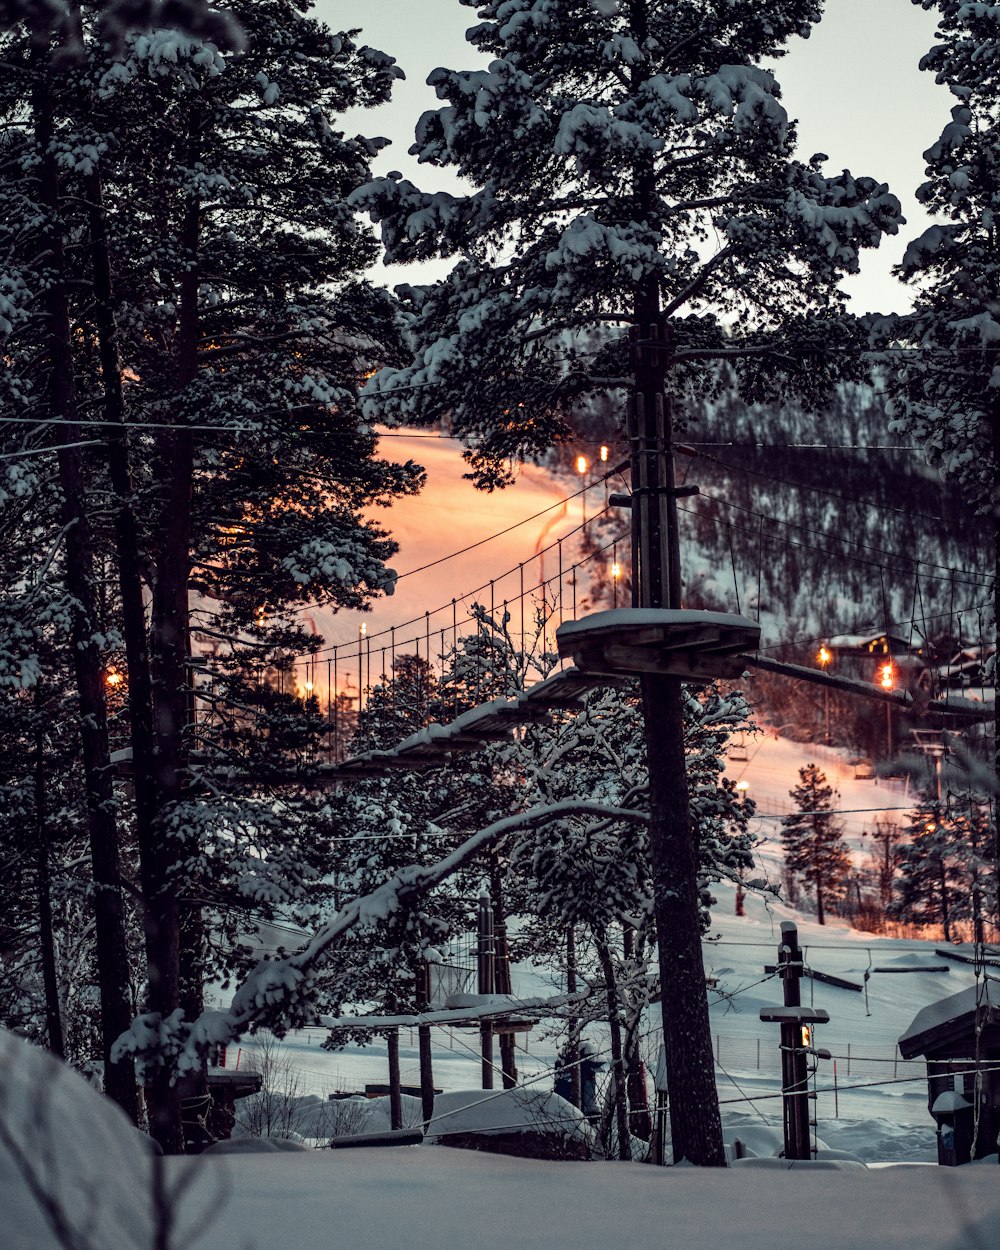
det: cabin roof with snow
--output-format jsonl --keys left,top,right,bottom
{"left": 827, "top": 632, "right": 919, "bottom": 656}
{"left": 898, "top": 981, "right": 1000, "bottom": 1060}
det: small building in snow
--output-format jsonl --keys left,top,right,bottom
{"left": 898, "top": 982, "right": 1000, "bottom": 1166}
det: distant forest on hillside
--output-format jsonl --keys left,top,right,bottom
{"left": 570, "top": 382, "right": 991, "bottom": 761}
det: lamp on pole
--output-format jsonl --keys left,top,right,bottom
{"left": 816, "top": 645, "right": 831, "bottom": 745}
{"left": 879, "top": 660, "right": 895, "bottom": 759}
{"left": 576, "top": 454, "right": 589, "bottom": 527}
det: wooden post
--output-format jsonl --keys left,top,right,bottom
{"left": 567, "top": 927, "right": 582, "bottom": 1110}
{"left": 417, "top": 962, "right": 435, "bottom": 1127}
{"left": 778, "top": 922, "right": 811, "bottom": 1160}
{"left": 478, "top": 892, "right": 495, "bottom": 1088}
{"left": 387, "top": 1028, "right": 403, "bottom": 1131}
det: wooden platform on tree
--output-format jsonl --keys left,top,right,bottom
{"left": 318, "top": 666, "right": 632, "bottom": 781}
{"left": 555, "top": 608, "right": 761, "bottom": 681}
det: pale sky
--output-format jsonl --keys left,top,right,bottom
{"left": 317, "top": 0, "right": 947, "bottom": 313}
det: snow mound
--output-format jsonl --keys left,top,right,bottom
{"left": 428, "top": 1087, "right": 593, "bottom": 1145}
{"left": 0, "top": 1029, "right": 154, "bottom": 1249}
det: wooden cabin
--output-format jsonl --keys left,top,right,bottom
{"left": 898, "top": 981, "right": 1000, "bottom": 1165}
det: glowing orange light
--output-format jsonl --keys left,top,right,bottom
{"left": 359, "top": 623, "right": 367, "bottom": 638}
{"left": 800, "top": 1024, "right": 812, "bottom": 1048}
{"left": 105, "top": 668, "right": 123, "bottom": 687}
{"left": 612, "top": 561, "right": 622, "bottom": 580}
{"left": 817, "top": 645, "right": 831, "bottom": 667}
{"left": 735, "top": 779, "right": 750, "bottom": 793}
{"left": 599, "top": 445, "right": 609, "bottom": 462}
{"left": 576, "top": 455, "right": 588, "bottom": 475}
{"left": 879, "top": 662, "right": 894, "bottom": 691}
{"left": 304, "top": 680, "right": 314, "bottom": 692}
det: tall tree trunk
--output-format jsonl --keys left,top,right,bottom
{"left": 630, "top": 273, "right": 726, "bottom": 1166}
{"left": 621, "top": 926, "right": 651, "bottom": 1141}
{"left": 416, "top": 962, "right": 435, "bottom": 1127}
{"left": 595, "top": 932, "right": 631, "bottom": 1161}
{"left": 34, "top": 688, "right": 64, "bottom": 1059}
{"left": 566, "top": 926, "right": 582, "bottom": 1110}
{"left": 31, "top": 41, "right": 137, "bottom": 1124}
{"left": 143, "top": 116, "right": 203, "bottom": 1154}
{"left": 489, "top": 857, "right": 517, "bottom": 1088}
{"left": 83, "top": 163, "right": 160, "bottom": 970}
{"left": 387, "top": 1028, "right": 403, "bottom": 1131}
{"left": 990, "top": 411, "right": 1000, "bottom": 930}
{"left": 642, "top": 676, "right": 725, "bottom": 1165}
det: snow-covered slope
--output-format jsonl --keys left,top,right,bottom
{"left": 253, "top": 733, "right": 975, "bottom": 1165}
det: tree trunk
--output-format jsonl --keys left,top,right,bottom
{"left": 991, "top": 412, "right": 1000, "bottom": 930}
{"left": 387, "top": 1028, "right": 403, "bottom": 1131}
{"left": 622, "top": 926, "right": 651, "bottom": 1141}
{"left": 630, "top": 270, "right": 726, "bottom": 1166}
{"left": 31, "top": 41, "right": 137, "bottom": 1123}
{"left": 595, "top": 932, "right": 631, "bottom": 1161}
{"left": 143, "top": 116, "right": 203, "bottom": 1154}
{"left": 642, "top": 676, "right": 726, "bottom": 1165}
{"left": 566, "top": 926, "right": 582, "bottom": 1110}
{"left": 34, "top": 689, "right": 64, "bottom": 1059}
{"left": 416, "top": 963, "right": 435, "bottom": 1127}
{"left": 83, "top": 163, "right": 161, "bottom": 972}
{"left": 939, "top": 856, "right": 952, "bottom": 942}
{"left": 489, "top": 858, "right": 517, "bottom": 1088}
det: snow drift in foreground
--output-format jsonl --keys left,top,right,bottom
{"left": 3, "top": 1027, "right": 1000, "bottom": 1250}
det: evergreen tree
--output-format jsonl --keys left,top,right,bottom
{"left": 351, "top": 0, "right": 901, "bottom": 1166}
{"left": 891, "top": 788, "right": 995, "bottom": 940}
{"left": 0, "top": 0, "right": 421, "bottom": 1149}
{"left": 781, "top": 763, "right": 850, "bottom": 925}
{"left": 877, "top": 0, "right": 1000, "bottom": 921}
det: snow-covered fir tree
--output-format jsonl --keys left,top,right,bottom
{"left": 351, "top": 0, "right": 902, "bottom": 1167}
{"left": 891, "top": 786, "right": 995, "bottom": 941}
{"left": 781, "top": 763, "right": 850, "bottom": 925}
{"left": 0, "top": 0, "right": 422, "bottom": 1149}
{"left": 881, "top": 0, "right": 1000, "bottom": 517}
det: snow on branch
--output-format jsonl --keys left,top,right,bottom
{"left": 1, "top": 0, "right": 245, "bottom": 53}
{"left": 114, "top": 800, "right": 647, "bottom": 1075}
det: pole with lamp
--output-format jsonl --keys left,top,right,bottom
{"left": 816, "top": 644, "right": 832, "bottom": 745}
{"left": 358, "top": 622, "right": 366, "bottom": 714}
{"left": 879, "top": 659, "right": 894, "bottom": 759}
{"left": 576, "top": 454, "right": 589, "bottom": 528}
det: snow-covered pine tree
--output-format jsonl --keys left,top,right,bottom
{"left": 891, "top": 787, "right": 995, "bottom": 940}
{"left": 882, "top": 0, "right": 1000, "bottom": 523}
{"left": 781, "top": 763, "right": 850, "bottom": 925}
{"left": 352, "top": 0, "right": 901, "bottom": 1166}
{"left": 2, "top": 0, "right": 244, "bottom": 56}
{"left": 0, "top": 0, "right": 424, "bottom": 1149}
{"left": 509, "top": 679, "right": 759, "bottom": 1156}
{"left": 876, "top": 0, "right": 1000, "bottom": 931}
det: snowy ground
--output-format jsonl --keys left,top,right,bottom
{"left": 224, "top": 732, "right": 977, "bottom": 1167}
{"left": 9, "top": 734, "right": 997, "bottom": 1250}
{"left": 5, "top": 1029, "right": 997, "bottom": 1250}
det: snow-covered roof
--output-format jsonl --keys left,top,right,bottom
{"left": 826, "top": 632, "right": 915, "bottom": 652}
{"left": 898, "top": 981, "right": 1000, "bottom": 1058}
{"left": 427, "top": 1087, "right": 594, "bottom": 1145}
